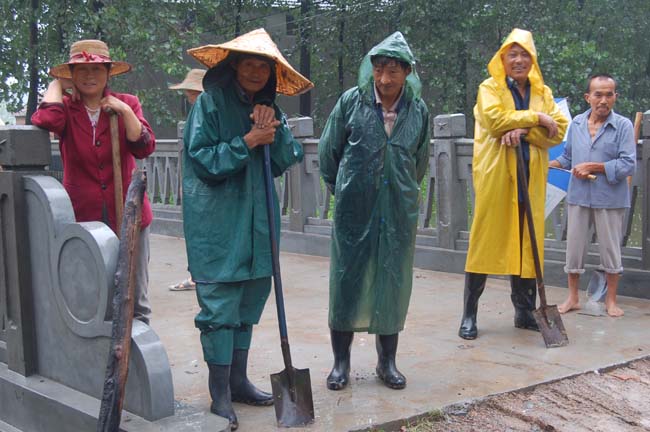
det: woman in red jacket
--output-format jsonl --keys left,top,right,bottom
{"left": 32, "top": 39, "right": 156, "bottom": 324}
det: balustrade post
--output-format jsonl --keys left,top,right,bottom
{"left": 642, "top": 111, "right": 650, "bottom": 268}
{"left": 433, "top": 114, "right": 468, "bottom": 250}
{"left": 287, "top": 117, "right": 316, "bottom": 232}
{"left": 0, "top": 126, "right": 51, "bottom": 376}
{"left": 177, "top": 121, "right": 185, "bottom": 205}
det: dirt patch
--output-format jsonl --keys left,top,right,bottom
{"left": 395, "top": 357, "right": 650, "bottom": 432}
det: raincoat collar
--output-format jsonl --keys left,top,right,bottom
{"left": 358, "top": 31, "right": 422, "bottom": 101}
{"left": 487, "top": 28, "right": 544, "bottom": 93}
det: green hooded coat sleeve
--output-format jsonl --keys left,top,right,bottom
{"left": 183, "top": 85, "right": 303, "bottom": 283}
{"left": 319, "top": 32, "right": 430, "bottom": 334}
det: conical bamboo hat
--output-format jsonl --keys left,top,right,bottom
{"left": 188, "top": 28, "right": 313, "bottom": 96}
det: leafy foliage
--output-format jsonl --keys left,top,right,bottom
{"left": 2, "top": 0, "right": 649, "bottom": 130}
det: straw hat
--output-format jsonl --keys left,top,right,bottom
{"left": 169, "top": 69, "right": 206, "bottom": 92}
{"left": 188, "top": 28, "right": 313, "bottom": 96}
{"left": 49, "top": 39, "right": 131, "bottom": 79}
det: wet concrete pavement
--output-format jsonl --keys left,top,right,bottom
{"left": 145, "top": 234, "right": 650, "bottom": 432}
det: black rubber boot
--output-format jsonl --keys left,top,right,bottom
{"left": 208, "top": 364, "right": 239, "bottom": 430}
{"left": 326, "top": 330, "right": 353, "bottom": 390}
{"left": 230, "top": 349, "right": 273, "bottom": 406}
{"left": 511, "top": 276, "right": 540, "bottom": 332}
{"left": 375, "top": 334, "right": 406, "bottom": 390}
{"left": 458, "top": 272, "right": 487, "bottom": 340}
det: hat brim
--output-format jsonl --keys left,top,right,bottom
{"left": 188, "top": 29, "right": 313, "bottom": 96}
{"left": 49, "top": 60, "right": 131, "bottom": 80}
{"left": 168, "top": 80, "right": 203, "bottom": 92}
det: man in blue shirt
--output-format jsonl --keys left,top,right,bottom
{"left": 550, "top": 74, "right": 636, "bottom": 317}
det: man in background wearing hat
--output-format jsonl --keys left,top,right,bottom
{"left": 460, "top": 29, "right": 567, "bottom": 340}
{"left": 169, "top": 68, "right": 206, "bottom": 106}
{"left": 183, "top": 29, "right": 312, "bottom": 429}
{"left": 167, "top": 68, "right": 206, "bottom": 292}
{"left": 319, "top": 31, "right": 429, "bottom": 391}
{"left": 32, "top": 39, "right": 156, "bottom": 324}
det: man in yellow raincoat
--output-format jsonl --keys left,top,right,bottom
{"left": 459, "top": 28, "right": 568, "bottom": 340}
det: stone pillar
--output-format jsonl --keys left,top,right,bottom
{"left": 642, "top": 111, "right": 650, "bottom": 269}
{"left": 287, "top": 117, "right": 316, "bottom": 232}
{"left": 433, "top": 114, "right": 468, "bottom": 250}
{"left": 0, "top": 126, "right": 51, "bottom": 376}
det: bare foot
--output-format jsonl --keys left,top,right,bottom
{"left": 605, "top": 302, "right": 624, "bottom": 317}
{"left": 558, "top": 297, "right": 581, "bottom": 314}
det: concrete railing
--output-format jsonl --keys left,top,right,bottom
{"left": 3, "top": 126, "right": 174, "bottom": 432}
{"left": 50, "top": 112, "right": 650, "bottom": 296}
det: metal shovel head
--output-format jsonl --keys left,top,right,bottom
{"left": 533, "top": 305, "right": 569, "bottom": 348}
{"left": 270, "top": 366, "right": 315, "bottom": 427}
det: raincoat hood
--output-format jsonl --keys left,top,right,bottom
{"left": 487, "top": 28, "right": 544, "bottom": 92}
{"left": 358, "top": 31, "right": 422, "bottom": 100}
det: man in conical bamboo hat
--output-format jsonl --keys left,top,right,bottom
{"left": 183, "top": 28, "right": 312, "bottom": 430}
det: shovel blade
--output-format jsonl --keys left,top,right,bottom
{"left": 270, "top": 367, "right": 314, "bottom": 427}
{"left": 533, "top": 305, "right": 569, "bottom": 348}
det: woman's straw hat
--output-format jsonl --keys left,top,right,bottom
{"left": 49, "top": 39, "right": 131, "bottom": 79}
{"left": 188, "top": 28, "right": 313, "bottom": 96}
{"left": 169, "top": 69, "right": 206, "bottom": 92}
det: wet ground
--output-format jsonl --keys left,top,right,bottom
{"left": 145, "top": 234, "right": 650, "bottom": 432}
{"left": 410, "top": 357, "right": 650, "bottom": 432}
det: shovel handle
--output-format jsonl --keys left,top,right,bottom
{"left": 262, "top": 144, "right": 294, "bottom": 370}
{"left": 110, "top": 113, "right": 123, "bottom": 236}
{"left": 515, "top": 142, "right": 548, "bottom": 308}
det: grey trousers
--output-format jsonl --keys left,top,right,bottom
{"left": 565, "top": 205, "right": 625, "bottom": 275}
{"left": 134, "top": 226, "right": 152, "bottom": 323}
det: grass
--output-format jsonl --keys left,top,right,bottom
{"left": 400, "top": 411, "right": 445, "bottom": 432}
{"left": 363, "top": 410, "right": 446, "bottom": 432}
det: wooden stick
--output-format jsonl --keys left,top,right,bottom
{"left": 633, "top": 112, "right": 643, "bottom": 143}
{"left": 110, "top": 113, "right": 124, "bottom": 237}
{"left": 96, "top": 170, "right": 147, "bottom": 432}
{"left": 630, "top": 112, "right": 642, "bottom": 186}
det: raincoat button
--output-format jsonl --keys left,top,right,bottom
{"left": 99, "top": 163, "right": 104, "bottom": 170}
{"left": 101, "top": 184, "right": 107, "bottom": 190}
{"left": 384, "top": 179, "right": 389, "bottom": 185}
{"left": 95, "top": 140, "right": 101, "bottom": 147}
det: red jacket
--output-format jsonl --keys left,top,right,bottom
{"left": 31, "top": 90, "right": 155, "bottom": 232}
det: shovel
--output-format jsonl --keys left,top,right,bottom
{"left": 515, "top": 141, "right": 569, "bottom": 348}
{"left": 262, "top": 144, "right": 315, "bottom": 427}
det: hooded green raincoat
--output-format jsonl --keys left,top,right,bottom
{"left": 182, "top": 58, "right": 303, "bottom": 283}
{"left": 465, "top": 29, "right": 568, "bottom": 278}
{"left": 319, "top": 32, "right": 430, "bottom": 334}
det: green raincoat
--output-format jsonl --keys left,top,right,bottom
{"left": 319, "top": 32, "right": 430, "bottom": 334}
{"left": 182, "top": 61, "right": 303, "bottom": 283}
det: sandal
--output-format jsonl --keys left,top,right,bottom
{"left": 169, "top": 278, "right": 196, "bottom": 291}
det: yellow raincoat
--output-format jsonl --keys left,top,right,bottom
{"left": 465, "top": 29, "right": 568, "bottom": 278}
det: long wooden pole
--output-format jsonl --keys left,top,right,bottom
{"left": 110, "top": 113, "right": 124, "bottom": 237}
{"left": 96, "top": 170, "right": 146, "bottom": 432}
